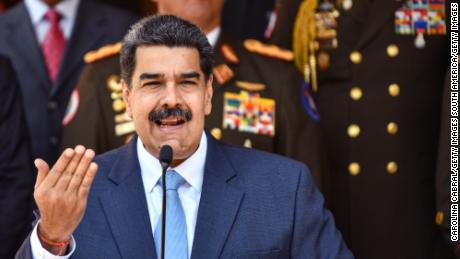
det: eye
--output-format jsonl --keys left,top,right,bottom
{"left": 180, "top": 80, "right": 197, "bottom": 87}
{"left": 142, "top": 81, "right": 162, "bottom": 88}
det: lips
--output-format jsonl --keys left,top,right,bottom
{"left": 155, "top": 117, "right": 187, "bottom": 127}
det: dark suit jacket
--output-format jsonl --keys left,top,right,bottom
{"left": 17, "top": 134, "right": 353, "bottom": 258}
{"left": 0, "top": 56, "right": 34, "bottom": 259}
{"left": 0, "top": 0, "right": 138, "bottom": 164}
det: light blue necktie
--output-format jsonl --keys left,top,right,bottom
{"left": 154, "top": 171, "right": 188, "bottom": 259}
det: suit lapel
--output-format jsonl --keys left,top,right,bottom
{"left": 191, "top": 134, "right": 245, "bottom": 259}
{"left": 355, "top": 0, "right": 401, "bottom": 49}
{"left": 7, "top": 4, "right": 50, "bottom": 94}
{"left": 99, "top": 137, "right": 157, "bottom": 259}
{"left": 53, "top": 0, "right": 107, "bottom": 95}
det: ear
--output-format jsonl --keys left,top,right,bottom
{"left": 204, "top": 74, "right": 213, "bottom": 115}
{"left": 121, "top": 79, "right": 133, "bottom": 119}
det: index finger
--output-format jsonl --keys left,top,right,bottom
{"left": 39, "top": 148, "right": 75, "bottom": 189}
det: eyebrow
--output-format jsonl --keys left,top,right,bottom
{"left": 139, "top": 73, "right": 162, "bottom": 81}
{"left": 138, "top": 72, "right": 200, "bottom": 81}
{"left": 180, "top": 72, "right": 200, "bottom": 79}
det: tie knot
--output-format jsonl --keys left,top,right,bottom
{"left": 161, "top": 171, "right": 185, "bottom": 191}
{"left": 45, "top": 9, "right": 62, "bottom": 24}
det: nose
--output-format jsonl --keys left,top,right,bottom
{"left": 160, "top": 82, "right": 182, "bottom": 108}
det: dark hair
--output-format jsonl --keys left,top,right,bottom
{"left": 120, "top": 15, "right": 214, "bottom": 87}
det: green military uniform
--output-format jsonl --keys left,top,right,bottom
{"left": 61, "top": 34, "right": 325, "bottom": 184}
{"left": 290, "top": 0, "right": 452, "bottom": 258}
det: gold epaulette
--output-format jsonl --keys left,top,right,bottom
{"left": 84, "top": 42, "right": 122, "bottom": 64}
{"left": 243, "top": 39, "right": 294, "bottom": 61}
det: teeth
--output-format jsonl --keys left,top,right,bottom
{"left": 156, "top": 117, "right": 185, "bottom": 126}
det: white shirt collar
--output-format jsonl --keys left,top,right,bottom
{"left": 206, "top": 26, "right": 221, "bottom": 48}
{"left": 137, "top": 131, "right": 207, "bottom": 194}
{"left": 25, "top": 0, "right": 80, "bottom": 25}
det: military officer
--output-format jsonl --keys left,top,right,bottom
{"left": 60, "top": 0, "right": 324, "bottom": 185}
{"left": 290, "top": 0, "right": 451, "bottom": 258}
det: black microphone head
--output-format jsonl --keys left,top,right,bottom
{"left": 159, "top": 145, "right": 173, "bottom": 168}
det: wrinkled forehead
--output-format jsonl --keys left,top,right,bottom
{"left": 133, "top": 45, "right": 203, "bottom": 79}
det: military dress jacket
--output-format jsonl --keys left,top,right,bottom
{"left": 310, "top": 0, "right": 451, "bottom": 258}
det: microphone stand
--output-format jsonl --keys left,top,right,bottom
{"left": 159, "top": 145, "right": 172, "bottom": 259}
{"left": 160, "top": 164, "right": 167, "bottom": 259}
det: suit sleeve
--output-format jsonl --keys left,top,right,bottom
{"left": 291, "top": 164, "right": 354, "bottom": 258}
{"left": 0, "top": 57, "right": 34, "bottom": 259}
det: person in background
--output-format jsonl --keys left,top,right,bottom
{"left": 0, "top": 0, "right": 139, "bottom": 164}
{"left": 0, "top": 55, "right": 34, "bottom": 259}
{"left": 289, "top": 0, "right": 451, "bottom": 258}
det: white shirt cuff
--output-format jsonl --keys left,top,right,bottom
{"left": 30, "top": 221, "right": 76, "bottom": 259}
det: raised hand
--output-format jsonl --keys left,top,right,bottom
{"left": 33, "top": 146, "right": 98, "bottom": 254}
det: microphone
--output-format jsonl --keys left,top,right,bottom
{"left": 159, "top": 145, "right": 173, "bottom": 259}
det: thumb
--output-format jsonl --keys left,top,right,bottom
{"left": 34, "top": 158, "right": 50, "bottom": 189}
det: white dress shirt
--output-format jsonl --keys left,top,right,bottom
{"left": 24, "top": 0, "right": 80, "bottom": 44}
{"left": 140, "top": 132, "right": 207, "bottom": 258}
{"left": 30, "top": 131, "right": 208, "bottom": 259}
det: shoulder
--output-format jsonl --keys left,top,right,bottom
{"left": 0, "top": 3, "right": 25, "bottom": 25}
{"left": 216, "top": 140, "right": 307, "bottom": 179}
{"left": 242, "top": 39, "right": 294, "bottom": 63}
{"left": 84, "top": 42, "right": 122, "bottom": 64}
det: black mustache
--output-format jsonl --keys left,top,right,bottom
{"left": 148, "top": 107, "right": 192, "bottom": 122}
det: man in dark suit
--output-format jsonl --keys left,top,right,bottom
{"left": 0, "top": 55, "right": 34, "bottom": 259}
{"left": 289, "top": 0, "right": 451, "bottom": 258}
{"left": 16, "top": 15, "right": 352, "bottom": 258}
{"left": 60, "top": 0, "right": 325, "bottom": 184}
{"left": 0, "top": 0, "right": 138, "bottom": 164}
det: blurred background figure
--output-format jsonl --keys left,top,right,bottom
{"left": 221, "top": 0, "right": 277, "bottom": 42}
{"left": 0, "top": 55, "right": 34, "bottom": 259}
{"left": 288, "top": 0, "right": 451, "bottom": 258}
{"left": 0, "top": 0, "right": 138, "bottom": 165}
{"left": 0, "top": 1, "right": 137, "bottom": 258}
{"left": 60, "top": 0, "right": 325, "bottom": 185}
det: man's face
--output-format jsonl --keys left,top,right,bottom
{"left": 155, "top": 0, "right": 224, "bottom": 33}
{"left": 122, "top": 46, "right": 213, "bottom": 162}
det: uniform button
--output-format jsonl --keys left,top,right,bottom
{"left": 342, "top": 0, "right": 352, "bottom": 10}
{"left": 111, "top": 92, "right": 123, "bottom": 100}
{"left": 49, "top": 136, "right": 58, "bottom": 145}
{"left": 348, "top": 162, "right": 360, "bottom": 176}
{"left": 388, "top": 83, "right": 400, "bottom": 97}
{"left": 347, "top": 124, "right": 360, "bottom": 138}
{"left": 244, "top": 138, "right": 252, "bottom": 148}
{"left": 350, "top": 87, "right": 363, "bottom": 100}
{"left": 387, "top": 122, "right": 398, "bottom": 135}
{"left": 349, "top": 51, "right": 362, "bottom": 64}
{"left": 435, "top": 211, "right": 444, "bottom": 225}
{"left": 210, "top": 128, "right": 222, "bottom": 140}
{"left": 47, "top": 101, "right": 58, "bottom": 111}
{"left": 386, "top": 161, "right": 398, "bottom": 174}
{"left": 112, "top": 99, "right": 126, "bottom": 112}
{"left": 386, "top": 44, "right": 399, "bottom": 58}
